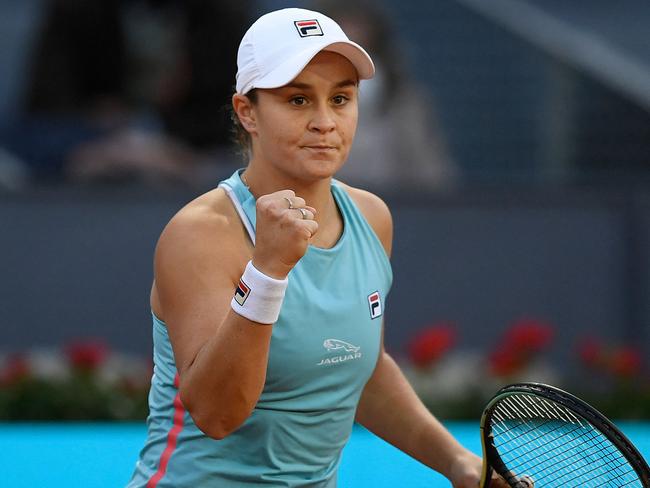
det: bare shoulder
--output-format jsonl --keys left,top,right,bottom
{"left": 157, "top": 187, "right": 249, "bottom": 267}
{"left": 338, "top": 182, "right": 393, "bottom": 257}
{"left": 152, "top": 187, "right": 251, "bottom": 318}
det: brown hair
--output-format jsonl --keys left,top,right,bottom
{"left": 230, "top": 89, "right": 258, "bottom": 158}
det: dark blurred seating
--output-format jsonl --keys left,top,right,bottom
{"left": 312, "top": 0, "right": 458, "bottom": 194}
{"left": 0, "top": 0, "right": 252, "bottom": 188}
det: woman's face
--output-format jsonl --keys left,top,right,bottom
{"left": 248, "top": 51, "right": 359, "bottom": 182}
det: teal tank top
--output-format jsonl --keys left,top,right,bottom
{"left": 128, "top": 170, "right": 393, "bottom": 487}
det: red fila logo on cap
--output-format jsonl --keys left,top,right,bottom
{"left": 234, "top": 279, "right": 250, "bottom": 306}
{"left": 294, "top": 19, "right": 324, "bottom": 37}
{"left": 368, "top": 291, "right": 382, "bottom": 319}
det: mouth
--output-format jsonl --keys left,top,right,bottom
{"left": 302, "top": 145, "right": 338, "bottom": 151}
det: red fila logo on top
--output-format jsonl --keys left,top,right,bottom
{"left": 234, "top": 279, "right": 250, "bottom": 306}
{"left": 294, "top": 19, "right": 324, "bottom": 37}
{"left": 367, "top": 291, "right": 382, "bottom": 319}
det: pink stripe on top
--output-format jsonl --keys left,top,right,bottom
{"left": 146, "top": 374, "right": 184, "bottom": 488}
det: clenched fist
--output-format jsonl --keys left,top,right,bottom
{"left": 252, "top": 190, "right": 318, "bottom": 279}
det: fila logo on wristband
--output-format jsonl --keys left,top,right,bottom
{"left": 368, "top": 291, "right": 382, "bottom": 319}
{"left": 230, "top": 261, "right": 288, "bottom": 324}
{"left": 294, "top": 19, "right": 324, "bottom": 37}
{"left": 234, "top": 279, "right": 251, "bottom": 306}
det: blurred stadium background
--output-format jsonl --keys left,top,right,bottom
{"left": 1, "top": 0, "right": 650, "bottom": 421}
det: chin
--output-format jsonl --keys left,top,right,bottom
{"left": 286, "top": 154, "right": 339, "bottom": 179}
{"left": 307, "top": 160, "right": 345, "bottom": 180}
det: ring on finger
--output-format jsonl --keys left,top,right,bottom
{"left": 298, "top": 207, "right": 308, "bottom": 219}
{"left": 283, "top": 197, "right": 294, "bottom": 209}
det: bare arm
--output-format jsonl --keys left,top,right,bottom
{"left": 345, "top": 185, "right": 462, "bottom": 468}
{"left": 346, "top": 185, "right": 506, "bottom": 487}
{"left": 154, "top": 189, "right": 316, "bottom": 439}
{"left": 355, "top": 351, "right": 478, "bottom": 482}
{"left": 154, "top": 194, "right": 269, "bottom": 439}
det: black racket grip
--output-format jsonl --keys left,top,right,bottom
{"left": 483, "top": 467, "right": 534, "bottom": 487}
{"left": 482, "top": 466, "right": 493, "bottom": 487}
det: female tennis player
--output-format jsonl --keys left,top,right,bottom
{"left": 128, "top": 8, "right": 507, "bottom": 488}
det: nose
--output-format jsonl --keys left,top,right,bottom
{"left": 307, "top": 103, "right": 336, "bottom": 133}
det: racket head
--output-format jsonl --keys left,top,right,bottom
{"left": 479, "top": 382, "right": 650, "bottom": 488}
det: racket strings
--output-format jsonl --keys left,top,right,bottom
{"left": 596, "top": 478, "right": 648, "bottom": 488}
{"left": 535, "top": 441, "right": 632, "bottom": 487}
{"left": 500, "top": 396, "right": 629, "bottom": 473}
{"left": 497, "top": 420, "right": 634, "bottom": 487}
{"left": 490, "top": 394, "right": 641, "bottom": 487}
{"left": 495, "top": 423, "right": 634, "bottom": 486}
{"left": 499, "top": 419, "right": 622, "bottom": 473}
{"left": 497, "top": 429, "right": 635, "bottom": 488}
{"left": 495, "top": 416, "right": 635, "bottom": 487}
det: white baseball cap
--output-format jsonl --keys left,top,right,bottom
{"left": 235, "top": 8, "right": 375, "bottom": 94}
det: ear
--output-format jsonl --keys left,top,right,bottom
{"left": 232, "top": 93, "right": 257, "bottom": 136}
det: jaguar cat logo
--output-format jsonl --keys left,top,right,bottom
{"left": 323, "top": 339, "right": 360, "bottom": 353}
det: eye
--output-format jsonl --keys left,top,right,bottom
{"left": 290, "top": 96, "right": 307, "bottom": 106}
{"left": 332, "top": 95, "right": 349, "bottom": 105}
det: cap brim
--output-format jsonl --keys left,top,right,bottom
{"left": 252, "top": 40, "right": 375, "bottom": 90}
{"left": 324, "top": 41, "right": 375, "bottom": 79}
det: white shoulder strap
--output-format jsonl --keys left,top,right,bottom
{"left": 218, "top": 183, "right": 256, "bottom": 245}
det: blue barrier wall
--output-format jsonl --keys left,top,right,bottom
{"left": 2, "top": 187, "right": 648, "bottom": 365}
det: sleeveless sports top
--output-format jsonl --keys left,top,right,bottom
{"left": 128, "top": 170, "right": 392, "bottom": 487}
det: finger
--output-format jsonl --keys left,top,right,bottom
{"left": 287, "top": 196, "right": 306, "bottom": 209}
{"left": 282, "top": 196, "right": 294, "bottom": 209}
{"left": 257, "top": 190, "right": 296, "bottom": 212}
{"left": 300, "top": 220, "right": 319, "bottom": 237}
{"left": 497, "top": 476, "right": 512, "bottom": 488}
{"left": 292, "top": 208, "right": 315, "bottom": 220}
{"left": 278, "top": 196, "right": 306, "bottom": 210}
{"left": 274, "top": 189, "right": 296, "bottom": 199}
{"left": 518, "top": 475, "right": 534, "bottom": 487}
{"left": 486, "top": 471, "right": 507, "bottom": 488}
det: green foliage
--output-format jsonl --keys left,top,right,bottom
{"left": 0, "top": 372, "right": 149, "bottom": 421}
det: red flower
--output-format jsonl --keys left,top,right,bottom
{"left": 408, "top": 323, "right": 456, "bottom": 368}
{"left": 487, "top": 318, "right": 555, "bottom": 378}
{"left": 488, "top": 347, "right": 526, "bottom": 377}
{"left": 609, "top": 347, "right": 642, "bottom": 378}
{"left": 576, "top": 335, "right": 643, "bottom": 379}
{"left": 577, "top": 336, "right": 604, "bottom": 367}
{"left": 65, "top": 339, "right": 109, "bottom": 371}
{"left": 0, "top": 353, "right": 30, "bottom": 386}
{"left": 503, "top": 318, "right": 554, "bottom": 352}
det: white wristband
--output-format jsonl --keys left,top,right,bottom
{"left": 231, "top": 261, "right": 288, "bottom": 324}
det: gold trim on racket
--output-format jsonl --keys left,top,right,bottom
{"left": 479, "top": 412, "right": 533, "bottom": 487}
{"left": 478, "top": 416, "right": 492, "bottom": 487}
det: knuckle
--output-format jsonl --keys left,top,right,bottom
{"left": 280, "top": 210, "right": 294, "bottom": 223}
{"left": 256, "top": 197, "right": 271, "bottom": 211}
{"left": 258, "top": 204, "right": 273, "bottom": 218}
{"left": 270, "top": 200, "right": 283, "bottom": 213}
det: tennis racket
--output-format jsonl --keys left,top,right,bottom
{"left": 479, "top": 382, "right": 650, "bottom": 487}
